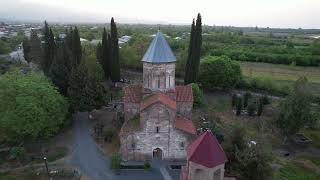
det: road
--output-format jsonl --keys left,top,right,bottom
{"left": 69, "top": 112, "right": 166, "bottom": 180}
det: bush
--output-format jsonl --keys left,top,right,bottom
{"left": 143, "top": 161, "right": 151, "bottom": 170}
{"left": 199, "top": 56, "right": 242, "bottom": 89}
{"left": 257, "top": 99, "right": 264, "bottom": 116}
{"left": 261, "top": 95, "right": 270, "bottom": 105}
{"left": 0, "top": 70, "right": 69, "bottom": 144}
{"left": 236, "top": 97, "right": 242, "bottom": 116}
{"left": 10, "top": 147, "right": 26, "bottom": 161}
{"left": 191, "top": 83, "right": 203, "bottom": 107}
{"left": 231, "top": 94, "right": 237, "bottom": 107}
{"left": 247, "top": 101, "right": 256, "bottom": 116}
{"left": 243, "top": 92, "right": 252, "bottom": 108}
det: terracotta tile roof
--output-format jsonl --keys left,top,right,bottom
{"left": 176, "top": 85, "right": 193, "bottom": 102}
{"left": 140, "top": 93, "right": 176, "bottom": 111}
{"left": 123, "top": 85, "right": 142, "bottom": 103}
{"left": 187, "top": 131, "right": 227, "bottom": 168}
{"left": 175, "top": 117, "right": 196, "bottom": 135}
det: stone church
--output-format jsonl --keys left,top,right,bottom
{"left": 119, "top": 31, "right": 196, "bottom": 161}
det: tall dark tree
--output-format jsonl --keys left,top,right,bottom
{"left": 184, "top": 13, "right": 202, "bottom": 84}
{"left": 68, "top": 57, "right": 106, "bottom": 112}
{"left": 29, "top": 30, "right": 42, "bottom": 64}
{"left": 49, "top": 42, "right": 70, "bottom": 95}
{"left": 110, "top": 17, "right": 120, "bottom": 82}
{"left": 71, "top": 27, "right": 82, "bottom": 68}
{"left": 100, "top": 28, "right": 110, "bottom": 79}
{"left": 42, "top": 21, "right": 55, "bottom": 74}
{"left": 96, "top": 42, "right": 102, "bottom": 62}
{"left": 22, "top": 38, "right": 31, "bottom": 63}
{"left": 184, "top": 19, "right": 195, "bottom": 84}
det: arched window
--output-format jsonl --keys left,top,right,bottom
{"left": 158, "top": 76, "right": 160, "bottom": 88}
{"left": 168, "top": 75, "right": 171, "bottom": 88}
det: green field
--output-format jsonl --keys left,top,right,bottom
{"left": 239, "top": 61, "right": 320, "bottom": 96}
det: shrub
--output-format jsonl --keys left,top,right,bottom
{"left": 143, "top": 161, "right": 151, "bottom": 170}
{"left": 257, "top": 99, "right": 264, "bottom": 116}
{"left": 191, "top": 83, "right": 204, "bottom": 107}
{"left": 10, "top": 147, "right": 26, "bottom": 161}
{"left": 199, "top": 56, "right": 242, "bottom": 89}
{"left": 236, "top": 97, "right": 242, "bottom": 116}
{"left": 231, "top": 94, "right": 237, "bottom": 107}
{"left": 261, "top": 95, "right": 270, "bottom": 105}
{"left": 243, "top": 92, "right": 252, "bottom": 108}
{"left": 247, "top": 101, "right": 256, "bottom": 116}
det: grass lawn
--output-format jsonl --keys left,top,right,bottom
{"left": 239, "top": 61, "right": 320, "bottom": 83}
{"left": 275, "top": 161, "right": 320, "bottom": 180}
{"left": 239, "top": 61, "right": 320, "bottom": 96}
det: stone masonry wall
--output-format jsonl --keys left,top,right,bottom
{"left": 143, "top": 62, "right": 175, "bottom": 92}
{"left": 177, "top": 102, "right": 193, "bottom": 119}
{"left": 121, "top": 103, "right": 190, "bottom": 161}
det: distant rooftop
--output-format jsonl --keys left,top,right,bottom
{"left": 142, "top": 31, "right": 176, "bottom": 63}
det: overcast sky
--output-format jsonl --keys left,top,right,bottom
{"left": 1, "top": 0, "right": 319, "bottom": 28}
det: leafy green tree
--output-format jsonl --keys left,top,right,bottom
{"left": 236, "top": 140, "right": 273, "bottom": 180}
{"left": 276, "top": 77, "right": 312, "bottom": 137}
{"left": 199, "top": 56, "right": 242, "bottom": 89}
{"left": 191, "top": 83, "right": 203, "bottom": 107}
{"left": 68, "top": 56, "right": 107, "bottom": 112}
{"left": 184, "top": 13, "right": 202, "bottom": 84}
{"left": 0, "top": 39, "right": 11, "bottom": 54}
{"left": 0, "top": 70, "right": 69, "bottom": 144}
{"left": 110, "top": 17, "right": 120, "bottom": 82}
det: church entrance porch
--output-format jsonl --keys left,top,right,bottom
{"left": 153, "top": 148, "right": 163, "bottom": 159}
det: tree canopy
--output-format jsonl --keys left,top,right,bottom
{"left": 198, "top": 56, "right": 242, "bottom": 89}
{"left": 0, "top": 70, "right": 69, "bottom": 144}
{"left": 68, "top": 56, "right": 107, "bottom": 112}
{"left": 276, "top": 77, "right": 312, "bottom": 136}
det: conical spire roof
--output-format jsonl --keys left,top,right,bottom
{"left": 187, "top": 131, "right": 227, "bottom": 168}
{"left": 142, "top": 31, "right": 176, "bottom": 63}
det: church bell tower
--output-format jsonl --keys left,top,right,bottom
{"left": 142, "top": 31, "right": 176, "bottom": 93}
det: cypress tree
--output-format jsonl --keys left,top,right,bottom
{"left": 29, "top": 30, "right": 42, "bottom": 64}
{"left": 68, "top": 57, "right": 106, "bottom": 112}
{"left": 71, "top": 27, "right": 82, "bottom": 68}
{"left": 49, "top": 42, "right": 70, "bottom": 95}
{"left": 110, "top": 17, "right": 120, "bottom": 82}
{"left": 42, "top": 21, "right": 55, "bottom": 75}
{"left": 96, "top": 42, "right": 102, "bottom": 62}
{"left": 100, "top": 28, "right": 110, "bottom": 79}
{"left": 184, "top": 19, "right": 195, "bottom": 84}
{"left": 184, "top": 13, "right": 202, "bottom": 84}
{"left": 22, "top": 38, "right": 31, "bottom": 63}
{"left": 193, "top": 13, "right": 202, "bottom": 81}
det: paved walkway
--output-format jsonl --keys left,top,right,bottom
{"left": 69, "top": 112, "right": 166, "bottom": 180}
